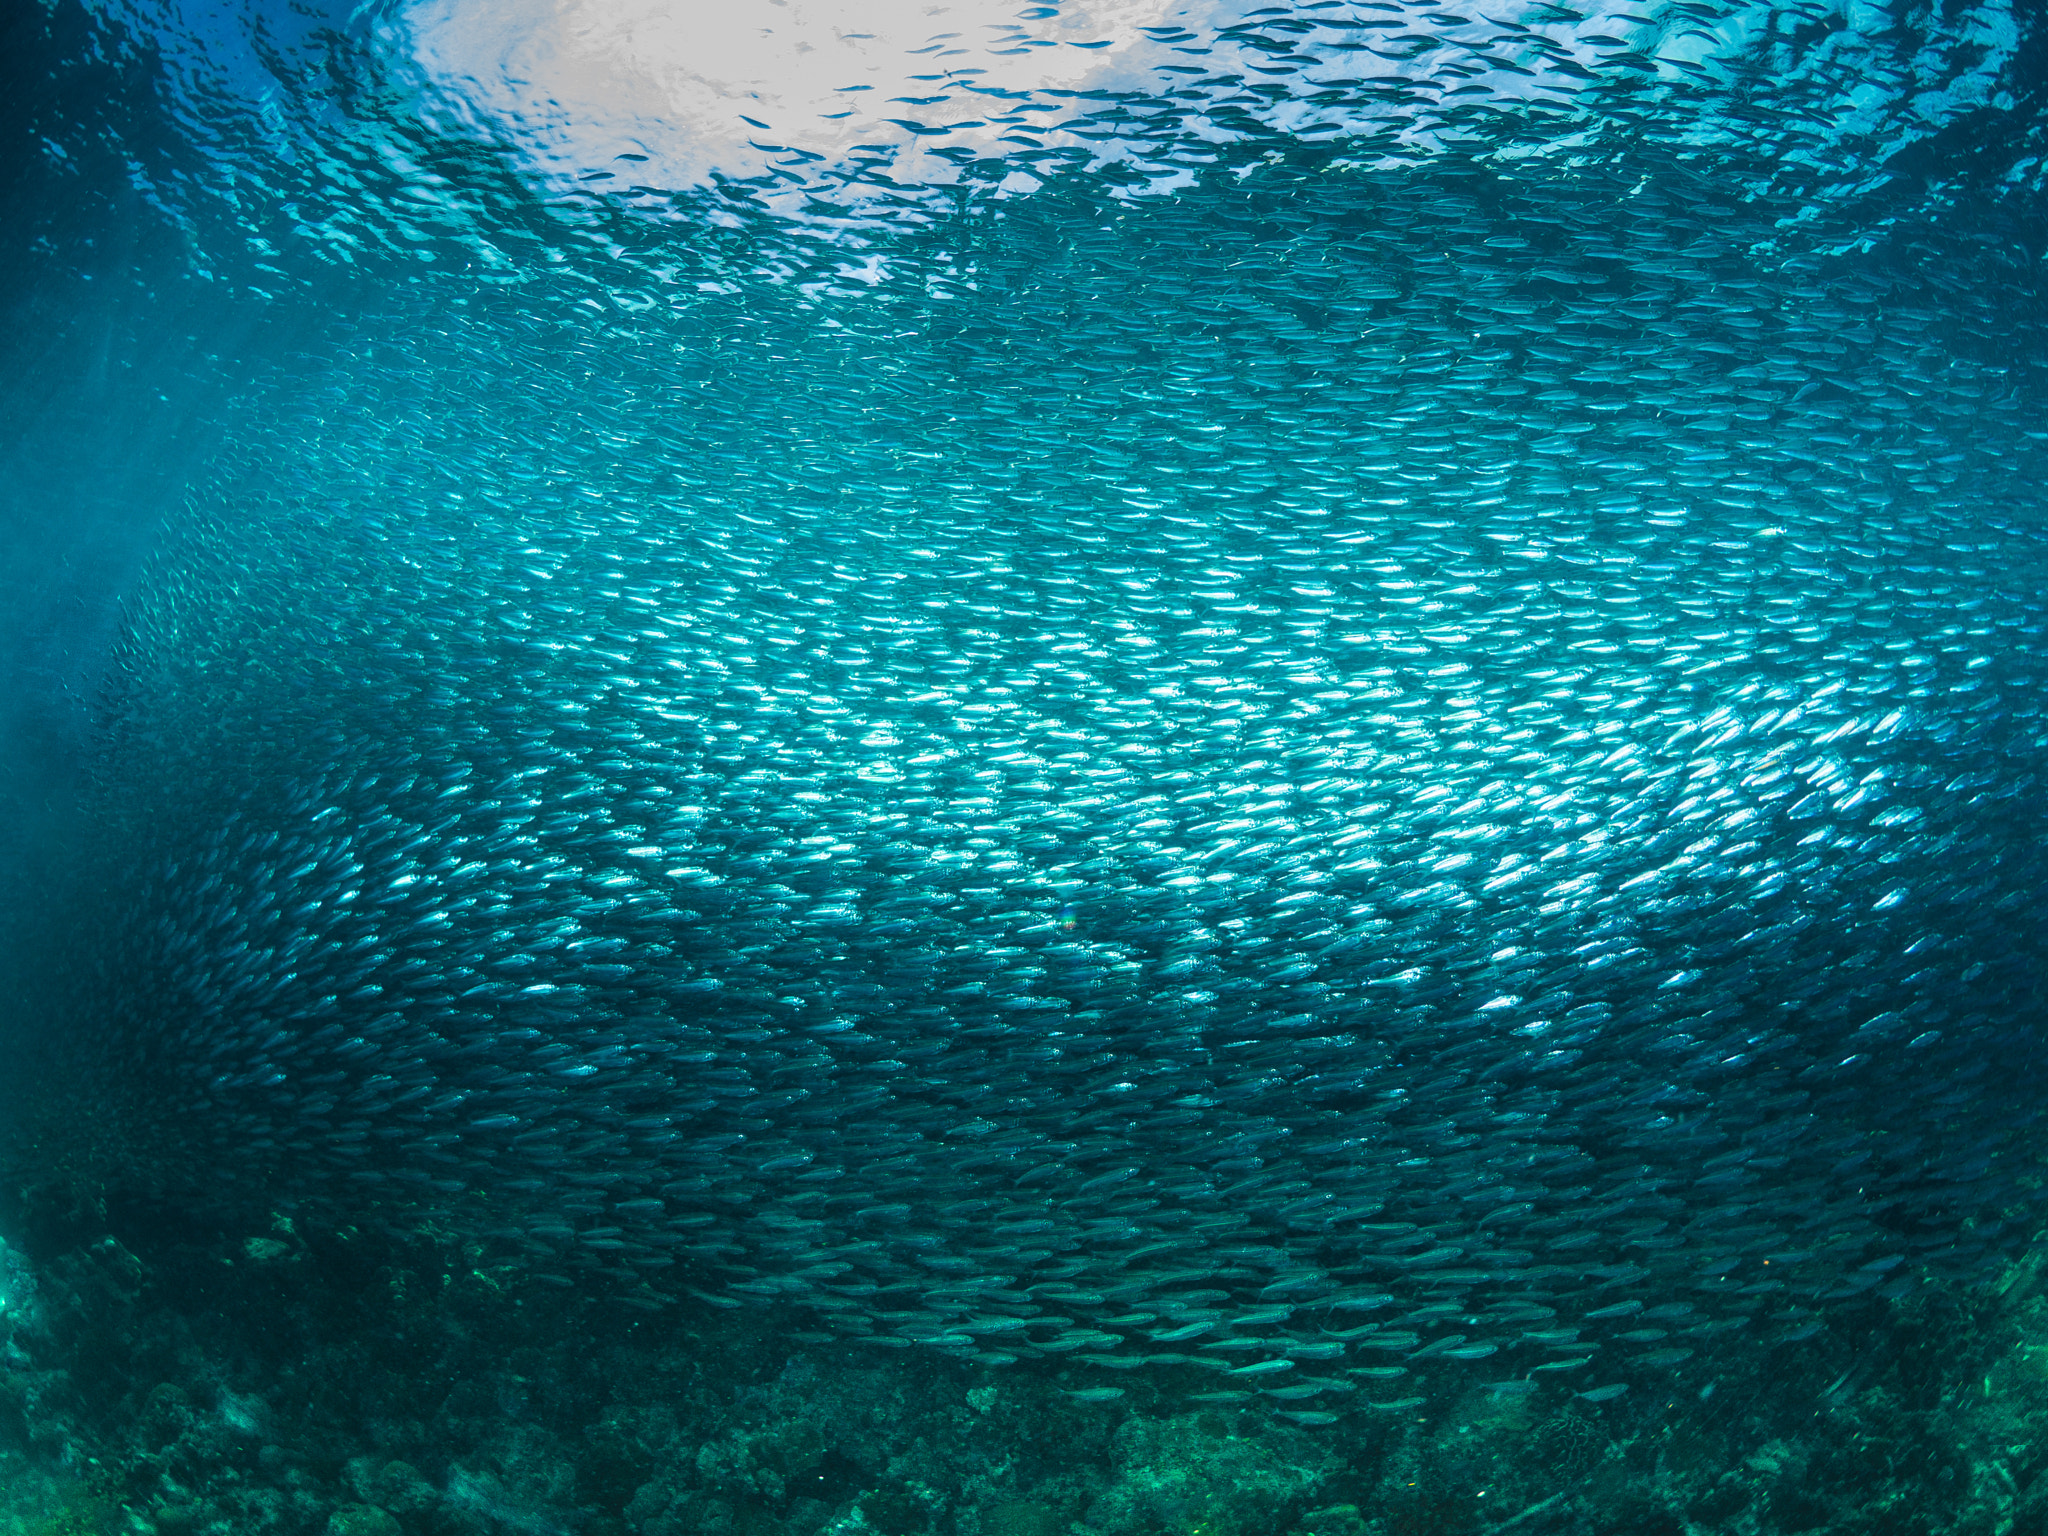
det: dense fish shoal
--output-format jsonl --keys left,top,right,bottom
{"left": 9, "top": 143, "right": 2040, "bottom": 1406}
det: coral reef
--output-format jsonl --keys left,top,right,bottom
{"left": 4, "top": 1194, "right": 2048, "bottom": 1536}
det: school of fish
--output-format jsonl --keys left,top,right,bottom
{"left": 9, "top": 0, "right": 2048, "bottom": 1415}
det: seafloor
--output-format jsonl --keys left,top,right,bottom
{"left": 3, "top": 1188, "right": 2047, "bottom": 1536}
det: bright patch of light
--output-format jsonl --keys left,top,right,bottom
{"left": 374, "top": 0, "right": 2020, "bottom": 218}
{"left": 63, "top": 0, "right": 2023, "bottom": 237}
{"left": 385, "top": 0, "right": 1177, "bottom": 189}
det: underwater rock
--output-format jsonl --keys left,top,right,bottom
{"left": 1080, "top": 1412, "right": 1337, "bottom": 1536}
{"left": 341, "top": 1460, "right": 437, "bottom": 1518}
{"left": 444, "top": 1431, "right": 584, "bottom": 1536}
{"left": 979, "top": 1503, "right": 1062, "bottom": 1536}
{"left": 1296, "top": 1508, "right": 1369, "bottom": 1536}
{"left": 326, "top": 1508, "right": 401, "bottom": 1536}
{"left": 147, "top": 1503, "right": 208, "bottom": 1536}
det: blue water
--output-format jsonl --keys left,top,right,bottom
{"left": 3, "top": 2, "right": 2048, "bottom": 1534}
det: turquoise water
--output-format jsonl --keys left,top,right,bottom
{"left": 3, "top": 1, "right": 2048, "bottom": 1532}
